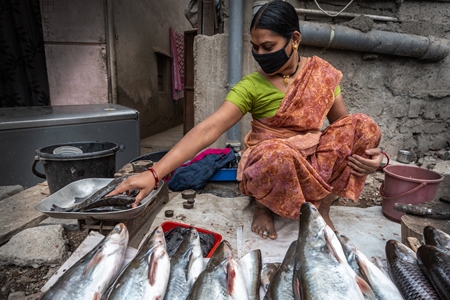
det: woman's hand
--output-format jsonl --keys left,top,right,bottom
{"left": 348, "top": 148, "right": 384, "bottom": 177}
{"left": 106, "top": 171, "right": 156, "bottom": 208}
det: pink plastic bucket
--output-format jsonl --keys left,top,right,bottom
{"left": 380, "top": 165, "right": 443, "bottom": 223}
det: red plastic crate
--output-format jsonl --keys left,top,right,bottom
{"left": 161, "top": 221, "right": 222, "bottom": 258}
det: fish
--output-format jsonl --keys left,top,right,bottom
{"left": 80, "top": 205, "right": 131, "bottom": 213}
{"left": 186, "top": 240, "right": 249, "bottom": 300}
{"left": 51, "top": 176, "right": 130, "bottom": 212}
{"left": 238, "top": 249, "right": 262, "bottom": 300}
{"left": 40, "top": 223, "right": 129, "bottom": 300}
{"left": 423, "top": 225, "right": 450, "bottom": 255}
{"left": 370, "top": 256, "right": 391, "bottom": 280}
{"left": 165, "top": 226, "right": 216, "bottom": 258}
{"left": 227, "top": 256, "right": 250, "bottom": 300}
{"left": 164, "top": 227, "right": 204, "bottom": 300}
{"left": 385, "top": 239, "right": 441, "bottom": 300}
{"left": 416, "top": 244, "right": 450, "bottom": 300}
{"left": 263, "top": 241, "right": 296, "bottom": 300}
{"left": 393, "top": 203, "right": 450, "bottom": 219}
{"left": 336, "top": 232, "right": 403, "bottom": 300}
{"left": 78, "top": 195, "right": 136, "bottom": 212}
{"left": 105, "top": 225, "right": 170, "bottom": 300}
{"left": 260, "top": 263, "right": 280, "bottom": 293}
{"left": 293, "top": 202, "right": 374, "bottom": 300}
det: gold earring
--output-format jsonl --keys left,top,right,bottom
{"left": 293, "top": 44, "right": 298, "bottom": 51}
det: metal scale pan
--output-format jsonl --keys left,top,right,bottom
{"left": 35, "top": 178, "right": 163, "bottom": 221}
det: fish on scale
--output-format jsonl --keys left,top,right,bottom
{"left": 51, "top": 176, "right": 135, "bottom": 212}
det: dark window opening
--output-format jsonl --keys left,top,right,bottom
{"left": 156, "top": 52, "right": 171, "bottom": 93}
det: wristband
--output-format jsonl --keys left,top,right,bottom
{"left": 147, "top": 168, "right": 160, "bottom": 190}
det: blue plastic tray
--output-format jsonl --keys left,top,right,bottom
{"left": 209, "top": 168, "right": 237, "bottom": 181}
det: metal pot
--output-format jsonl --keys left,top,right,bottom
{"left": 396, "top": 150, "right": 412, "bottom": 164}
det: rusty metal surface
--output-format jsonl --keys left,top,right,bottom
{"left": 34, "top": 178, "right": 163, "bottom": 221}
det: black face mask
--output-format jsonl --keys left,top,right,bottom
{"left": 252, "top": 39, "right": 293, "bottom": 74}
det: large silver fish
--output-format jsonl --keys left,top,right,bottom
{"left": 105, "top": 225, "right": 170, "bottom": 300}
{"left": 260, "top": 263, "right": 280, "bottom": 293}
{"left": 336, "top": 232, "right": 403, "bottom": 300}
{"left": 385, "top": 239, "right": 441, "bottom": 300}
{"left": 293, "top": 202, "right": 373, "bottom": 300}
{"left": 164, "top": 227, "right": 204, "bottom": 300}
{"left": 238, "top": 249, "right": 262, "bottom": 300}
{"left": 41, "top": 223, "right": 129, "bottom": 300}
{"left": 416, "top": 244, "right": 450, "bottom": 300}
{"left": 263, "top": 241, "right": 296, "bottom": 300}
{"left": 186, "top": 240, "right": 249, "bottom": 300}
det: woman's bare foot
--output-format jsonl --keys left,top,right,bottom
{"left": 317, "top": 194, "right": 337, "bottom": 231}
{"left": 252, "top": 201, "right": 277, "bottom": 239}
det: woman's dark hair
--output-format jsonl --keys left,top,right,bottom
{"left": 250, "top": 0, "right": 300, "bottom": 39}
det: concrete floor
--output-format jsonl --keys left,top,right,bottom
{"left": 140, "top": 124, "right": 184, "bottom": 155}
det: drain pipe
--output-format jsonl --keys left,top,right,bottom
{"left": 106, "top": 0, "right": 118, "bottom": 104}
{"left": 299, "top": 21, "right": 450, "bottom": 61}
{"left": 226, "top": 0, "right": 243, "bottom": 152}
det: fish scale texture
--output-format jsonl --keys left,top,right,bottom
{"left": 390, "top": 261, "right": 441, "bottom": 300}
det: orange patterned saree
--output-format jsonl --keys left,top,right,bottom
{"left": 238, "top": 56, "right": 381, "bottom": 219}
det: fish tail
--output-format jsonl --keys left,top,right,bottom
{"left": 50, "top": 204, "right": 66, "bottom": 212}
{"left": 74, "top": 196, "right": 86, "bottom": 203}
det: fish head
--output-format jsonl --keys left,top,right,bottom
{"left": 206, "top": 240, "right": 234, "bottom": 269}
{"left": 189, "top": 228, "right": 201, "bottom": 247}
{"left": 107, "top": 223, "right": 129, "bottom": 246}
{"left": 424, "top": 225, "right": 450, "bottom": 249}
{"left": 139, "top": 225, "right": 166, "bottom": 256}
{"left": 335, "top": 231, "right": 357, "bottom": 259}
{"left": 385, "top": 240, "right": 416, "bottom": 265}
{"left": 189, "top": 228, "right": 203, "bottom": 259}
{"left": 298, "top": 202, "right": 327, "bottom": 244}
{"left": 417, "top": 244, "right": 450, "bottom": 269}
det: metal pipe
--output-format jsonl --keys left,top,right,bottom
{"left": 300, "top": 21, "right": 450, "bottom": 61}
{"left": 227, "top": 0, "right": 243, "bottom": 151}
{"left": 296, "top": 8, "right": 399, "bottom": 22}
{"left": 252, "top": 0, "right": 269, "bottom": 16}
{"left": 106, "top": 0, "right": 118, "bottom": 104}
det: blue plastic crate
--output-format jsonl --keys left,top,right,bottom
{"left": 209, "top": 168, "right": 237, "bottom": 181}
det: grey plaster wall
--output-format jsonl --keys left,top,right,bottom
{"left": 113, "top": 0, "right": 193, "bottom": 138}
{"left": 194, "top": 0, "right": 450, "bottom": 158}
{"left": 41, "top": 0, "right": 193, "bottom": 138}
{"left": 41, "top": 0, "right": 109, "bottom": 105}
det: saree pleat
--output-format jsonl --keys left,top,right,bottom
{"left": 238, "top": 56, "right": 381, "bottom": 219}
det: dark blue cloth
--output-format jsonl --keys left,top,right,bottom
{"left": 168, "top": 150, "right": 236, "bottom": 191}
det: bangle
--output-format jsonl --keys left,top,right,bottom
{"left": 147, "top": 168, "right": 160, "bottom": 190}
{"left": 377, "top": 151, "right": 390, "bottom": 171}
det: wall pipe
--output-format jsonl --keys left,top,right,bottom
{"left": 299, "top": 21, "right": 450, "bottom": 61}
{"left": 296, "top": 8, "right": 399, "bottom": 22}
{"left": 106, "top": 0, "right": 118, "bottom": 104}
{"left": 227, "top": 0, "right": 243, "bottom": 151}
